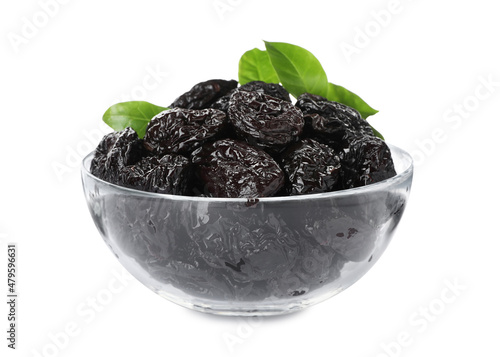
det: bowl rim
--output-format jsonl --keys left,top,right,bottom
{"left": 81, "top": 143, "right": 413, "bottom": 203}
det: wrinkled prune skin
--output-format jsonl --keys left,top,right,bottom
{"left": 239, "top": 81, "right": 292, "bottom": 102}
{"left": 90, "top": 128, "right": 146, "bottom": 183}
{"left": 280, "top": 139, "right": 342, "bottom": 195}
{"left": 103, "top": 193, "right": 349, "bottom": 300}
{"left": 209, "top": 92, "right": 234, "bottom": 113}
{"left": 143, "top": 155, "right": 192, "bottom": 195}
{"left": 210, "top": 81, "right": 291, "bottom": 113}
{"left": 191, "top": 139, "right": 284, "bottom": 198}
{"left": 143, "top": 108, "right": 226, "bottom": 156}
{"left": 90, "top": 131, "right": 120, "bottom": 179}
{"left": 342, "top": 136, "right": 397, "bottom": 189}
{"left": 119, "top": 154, "right": 192, "bottom": 195}
{"left": 170, "top": 79, "right": 238, "bottom": 109}
{"left": 228, "top": 91, "right": 304, "bottom": 153}
{"left": 191, "top": 211, "right": 300, "bottom": 284}
{"left": 296, "top": 93, "right": 374, "bottom": 150}
{"left": 281, "top": 188, "right": 400, "bottom": 263}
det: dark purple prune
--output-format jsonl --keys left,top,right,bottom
{"left": 210, "top": 81, "right": 291, "bottom": 113}
{"left": 90, "top": 128, "right": 146, "bottom": 182}
{"left": 296, "top": 93, "right": 374, "bottom": 150}
{"left": 191, "top": 139, "right": 284, "bottom": 198}
{"left": 94, "top": 131, "right": 120, "bottom": 155}
{"left": 90, "top": 131, "right": 120, "bottom": 179}
{"left": 105, "top": 127, "right": 145, "bottom": 170}
{"left": 144, "top": 155, "right": 192, "bottom": 195}
{"left": 209, "top": 90, "right": 235, "bottom": 112}
{"left": 143, "top": 108, "right": 226, "bottom": 156}
{"left": 227, "top": 90, "right": 304, "bottom": 153}
{"left": 280, "top": 138, "right": 342, "bottom": 195}
{"left": 341, "top": 136, "right": 396, "bottom": 189}
{"left": 119, "top": 154, "right": 192, "bottom": 195}
{"left": 170, "top": 79, "right": 238, "bottom": 109}
{"left": 239, "top": 81, "right": 291, "bottom": 102}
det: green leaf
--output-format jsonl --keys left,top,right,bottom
{"left": 264, "top": 41, "right": 329, "bottom": 98}
{"left": 326, "top": 82, "right": 378, "bottom": 119}
{"left": 103, "top": 101, "right": 168, "bottom": 138}
{"left": 238, "top": 48, "right": 280, "bottom": 85}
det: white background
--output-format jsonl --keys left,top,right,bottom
{"left": 1, "top": 0, "right": 499, "bottom": 356}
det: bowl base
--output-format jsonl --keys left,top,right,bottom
{"left": 154, "top": 286, "right": 345, "bottom": 316}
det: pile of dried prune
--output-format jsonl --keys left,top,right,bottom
{"left": 88, "top": 79, "right": 408, "bottom": 302}
{"left": 91, "top": 79, "right": 396, "bottom": 197}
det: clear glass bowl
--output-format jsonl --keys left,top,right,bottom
{"left": 81, "top": 144, "right": 413, "bottom": 316}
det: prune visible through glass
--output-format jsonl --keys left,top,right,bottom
{"left": 191, "top": 139, "right": 284, "bottom": 198}
{"left": 228, "top": 90, "right": 304, "bottom": 153}
{"left": 283, "top": 199, "right": 381, "bottom": 262}
{"left": 191, "top": 211, "right": 300, "bottom": 285}
{"left": 170, "top": 79, "right": 238, "bottom": 109}
{"left": 341, "top": 136, "right": 397, "bottom": 189}
{"left": 296, "top": 93, "right": 375, "bottom": 150}
{"left": 90, "top": 127, "right": 146, "bottom": 183}
{"left": 280, "top": 138, "right": 342, "bottom": 195}
{"left": 143, "top": 108, "right": 226, "bottom": 156}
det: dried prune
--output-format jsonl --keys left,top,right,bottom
{"left": 238, "top": 81, "right": 291, "bottom": 102}
{"left": 191, "top": 139, "right": 284, "bottom": 198}
{"left": 280, "top": 138, "right": 342, "bottom": 195}
{"left": 143, "top": 108, "right": 226, "bottom": 156}
{"left": 284, "top": 199, "right": 381, "bottom": 262}
{"left": 90, "top": 131, "right": 119, "bottom": 179}
{"left": 170, "top": 79, "right": 238, "bottom": 109}
{"left": 209, "top": 91, "right": 234, "bottom": 113}
{"left": 210, "top": 81, "right": 291, "bottom": 113}
{"left": 191, "top": 211, "right": 300, "bottom": 285}
{"left": 296, "top": 93, "right": 374, "bottom": 150}
{"left": 119, "top": 154, "right": 192, "bottom": 195}
{"left": 341, "top": 136, "right": 396, "bottom": 189}
{"left": 90, "top": 128, "right": 146, "bottom": 182}
{"left": 144, "top": 155, "right": 192, "bottom": 195}
{"left": 228, "top": 90, "right": 304, "bottom": 153}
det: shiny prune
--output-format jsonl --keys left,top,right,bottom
{"left": 143, "top": 108, "right": 226, "bottom": 156}
{"left": 296, "top": 93, "right": 374, "bottom": 150}
{"left": 209, "top": 92, "right": 234, "bottom": 113}
{"left": 191, "top": 139, "right": 284, "bottom": 198}
{"left": 228, "top": 90, "right": 304, "bottom": 153}
{"left": 238, "top": 81, "right": 291, "bottom": 102}
{"left": 341, "top": 136, "right": 396, "bottom": 189}
{"left": 191, "top": 211, "right": 300, "bottom": 284}
{"left": 170, "top": 79, "right": 238, "bottom": 109}
{"left": 210, "top": 81, "right": 291, "bottom": 113}
{"left": 90, "top": 131, "right": 119, "bottom": 179}
{"left": 280, "top": 139, "right": 342, "bottom": 195}
{"left": 90, "top": 127, "right": 146, "bottom": 183}
{"left": 119, "top": 154, "right": 192, "bottom": 195}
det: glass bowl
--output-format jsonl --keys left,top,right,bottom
{"left": 81, "top": 144, "right": 413, "bottom": 316}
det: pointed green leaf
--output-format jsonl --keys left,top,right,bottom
{"left": 103, "top": 101, "right": 168, "bottom": 138}
{"left": 238, "top": 48, "right": 280, "bottom": 85}
{"left": 326, "top": 82, "right": 378, "bottom": 119}
{"left": 264, "top": 41, "right": 329, "bottom": 98}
